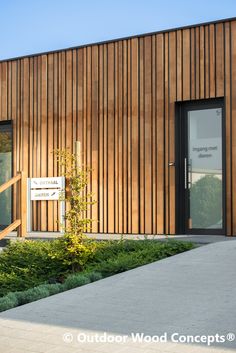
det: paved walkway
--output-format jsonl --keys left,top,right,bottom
{"left": 3, "top": 231, "right": 236, "bottom": 244}
{"left": 0, "top": 241, "right": 236, "bottom": 353}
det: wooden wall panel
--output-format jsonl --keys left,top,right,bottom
{"left": 156, "top": 34, "right": 164, "bottom": 234}
{"left": 0, "top": 19, "right": 235, "bottom": 235}
{"left": 131, "top": 38, "right": 139, "bottom": 234}
{"left": 98, "top": 46, "right": 104, "bottom": 233}
{"left": 144, "top": 36, "right": 152, "bottom": 234}
{"left": 164, "top": 33, "right": 169, "bottom": 234}
{"left": 183, "top": 29, "right": 191, "bottom": 101}
{"left": 151, "top": 36, "right": 157, "bottom": 234}
{"left": 47, "top": 54, "right": 54, "bottom": 232}
{"left": 122, "top": 41, "right": 128, "bottom": 234}
{"left": 168, "top": 31, "right": 176, "bottom": 234}
{"left": 190, "top": 28, "right": 196, "bottom": 99}
{"left": 91, "top": 45, "right": 99, "bottom": 232}
{"left": 200, "top": 26, "right": 205, "bottom": 99}
{"left": 117, "top": 41, "right": 123, "bottom": 234}
{"left": 102, "top": 45, "right": 108, "bottom": 233}
{"left": 41, "top": 55, "right": 48, "bottom": 231}
{"left": 11, "top": 61, "right": 17, "bottom": 222}
{"left": 216, "top": 23, "right": 224, "bottom": 97}
{"left": 195, "top": 27, "right": 200, "bottom": 100}
{"left": 114, "top": 42, "right": 119, "bottom": 234}
{"left": 139, "top": 38, "right": 145, "bottom": 234}
{"left": 53, "top": 53, "right": 59, "bottom": 231}
{"left": 209, "top": 24, "right": 216, "bottom": 97}
{"left": 1, "top": 62, "right": 7, "bottom": 119}
{"left": 107, "top": 43, "right": 115, "bottom": 233}
{"left": 32, "top": 57, "right": 37, "bottom": 229}
{"left": 204, "top": 26, "right": 209, "bottom": 98}
{"left": 127, "top": 39, "right": 132, "bottom": 234}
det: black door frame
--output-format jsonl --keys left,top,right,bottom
{"left": 0, "top": 120, "right": 13, "bottom": 230}
{"left": 175, "top": 98, "right": 226, "bottom": 235}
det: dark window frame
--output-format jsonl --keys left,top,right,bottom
{"left": 0, "top": 120, "right": 13, "bottom": 229}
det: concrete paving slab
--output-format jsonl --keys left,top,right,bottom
{"left": 0, "top": 241, "right": 236, "bottom": 352}
{"left": 2, "top": 231, "right": 236, "bottom": 247}
{"left": 86, "top": 233, "right": 236, "bottom": 244}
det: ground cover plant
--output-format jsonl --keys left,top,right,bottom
{"left": 0, "top": 238, "right": 195, "bottom": 312}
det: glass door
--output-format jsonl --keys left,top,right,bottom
{"left": 177, "top": 100, "right": 225, "bottom": 235}
{"left": 0, "top": 122, "right": 12, "bottom": 229}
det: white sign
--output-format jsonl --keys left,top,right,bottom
{"left": 31, "top": 189, "right": 62, "bottom": 201}
{"left": 30, "top": 177, "right": 63, "bottom": 189}
{"left": 27, "top": 176, "right": 65, "bottom": 233}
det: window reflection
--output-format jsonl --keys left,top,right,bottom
{"left": 188, "top": 108, "right": 222, "bottom": 229}
{"left": 0, "top": 127, "right": 12, "bottom": 228}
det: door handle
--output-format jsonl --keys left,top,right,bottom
{"left": 188, "top": 158, "right": 192, "bottom": 189}
{"left": 168, "top": 161, "right": 175, "bottom": 167}
{"left": 184, "top": 157, "right": 187, "bottom": 189}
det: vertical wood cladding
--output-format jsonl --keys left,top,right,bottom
{"left": 0, "top": 19, "right": 235, "bottom": 234}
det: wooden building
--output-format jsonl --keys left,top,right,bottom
{"left": 0, "top": 17, "right": 236, "bottom": 236}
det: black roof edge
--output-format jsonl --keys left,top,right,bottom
{"left": 0, "top": 16, "right": 235, "bottom": 63}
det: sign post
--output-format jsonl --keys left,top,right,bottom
{"left": 27, "top": 176, "right": 65, "bottom": 233}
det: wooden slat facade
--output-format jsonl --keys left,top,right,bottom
{"left": 0, "top": 18, "right": 235, "bottom": 235}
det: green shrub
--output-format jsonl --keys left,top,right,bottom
{"left": 62, "top": 273, "right": 91, "bottom": 290}
{"left": 0, "top": 240, "right": 63, "bottom": 275}
{"left": 15, "top": 286, "right": 50, "bottom": 305}
{"left": 49, "top": 235, "right": 96, "bottom": 273}
{"left": 91, "top": 240, "right": 141, "bottom": 262}
{"left": 89, "top": 240, "right": 194, "bottom": 267}
{"left": 40, "top": 283, "right": 63, "bottom": 295}
{"left": 0, "top": 284, "right": 64, "bottom": 313}
{"left": 0, "top": 293, "right": 18, "bottom": 312}
{"left": 0, "top": 238, "right": 97, "bottom": 297}
{"left": 0, "top": 272, "right": 24, "bottom": 297}
{"left": 0, "top": 240, "right": 68, "bottom": 297}
{"left": 86, "top": 271, "right": 103, "bottom": 282}
{"left": 91, "top": 252, "right": 146, "bottom": 276}
{"left": 88, "top": 240, "right": 195, "bottom": 277}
